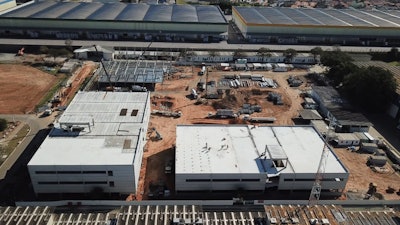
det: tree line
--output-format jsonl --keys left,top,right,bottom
{"left": 318, "top": 47, "right": 397, "bottom": 112}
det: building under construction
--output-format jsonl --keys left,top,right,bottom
{"left": 175, "top": 125, "right": 348, "bottom": 194}
{"left": 1, "top": 203, "right": 399, "bottom": 225}
{"left": 28, "top": 91, "right": 151, "bottom": 196}
{"left": 97, "top": 60, "right": 172, "bottom": 91}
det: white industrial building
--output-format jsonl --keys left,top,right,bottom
{"left": 175, "top": 125, "right": 348, "bottom": 193}
{"left": 28, "top": 91, "right": 150, "bottom": 195}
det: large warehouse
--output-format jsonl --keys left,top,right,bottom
{"left": 0, "top": 2, "right": 227, "bottom": 42}
{"left": 175, "top": 125, "right": 348, "bottom": 193}
{"left": 28, "top": 91, "right": 150, "bottom": 196}
{"left": 232, "top": 6, "right": 400, "bottom": 46}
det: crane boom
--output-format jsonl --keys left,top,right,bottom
{"left": 93, "top": 45, "right": 113, "bottom": 90}
{"left": 308, "top": 119, "right": 335, "bottom": 206}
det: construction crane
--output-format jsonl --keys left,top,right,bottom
{"left": 308, "top": 118, "right": 337, "bottom": 206}
{"left": 93, "top": 45, "right": 113, "bottom": 91}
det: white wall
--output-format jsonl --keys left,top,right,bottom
{"left": 278, "top": 173, "right": 348, "bottom": 191}
{"left": 175, "top": 173, "right": 266, "bottom": 192}
{"left": 29, "top": 164, "right": 136, "bottom": 194}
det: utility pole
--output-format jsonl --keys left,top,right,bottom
{"left": 308, "top": 118, "right": 336, "bottom": 206}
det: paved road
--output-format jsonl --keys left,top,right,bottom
{"left": 0, "top": 38, "right": 393, "bottom": 53}
{"left": 0, "top": 114, "right": 55, "bottom": 180}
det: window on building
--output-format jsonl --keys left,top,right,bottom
{"left": 59, "top": 181, "right": 84, "bottom": 184}
{"left": 186, "top": 179, "right": 211, "bottom": 182}
{"left": 38, "top": 181, "right": 58, "bottom": 184}
{"left": 82, "top": 171, "right": 107, "bottom": 174}
{"left": 212, "top": 179, "right": 240, "bottom": 182}
{"left": 108, "top": 171, "right": 113, "bottom": 176}
{"left": 120, "top": 108, "right": 128, "bottom": 116}
{"left": 131, "top": 109, "right": 138, "bottom": 116}
{"left": 242, "top": 179, "right": 260, "bottom": 182}
{"left": 57, "top": 171, "right": 81, "bottom": 174}
{"left": 85, "top": 181, "right": 108, "bottom": 184}
{"left": 35, "top": 171, "right": 56, "bottom": 174}
{"left": 109, "top": 181, "right": 115, "bottom": 187}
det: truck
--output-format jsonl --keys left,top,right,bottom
{"left": 41, "top": 109, "right": 53, "bottom": 117}
{"left": 191, "top": 89, "right": 198, "bottom": 99}
{"left": 198, "top": 66, "right": 206, "bottom": 75}
{"left": 165, "top": 159, "right": 173, "bottom": 174}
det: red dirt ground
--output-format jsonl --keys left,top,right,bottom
{"left": 135, "top": 67, "right": 309, "bottom": 200}
{"left": 0, "top": 64, "right": 58, "bottom": 114}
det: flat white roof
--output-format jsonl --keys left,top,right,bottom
{"left": 29, "top": 91, "right": 150, "bottom": 166}
{"left": 176, "top": 125, "right": 347, "bottom": 176}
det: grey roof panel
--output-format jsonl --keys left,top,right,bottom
{"left": 59, "top": 2, "right": 103, "bottom": 20}
{"left": 196, "top": 5, "right": 226, "bottom": 23}
{"left": 30, "top": 2, "right": 80, "bottom": 19}
{"left": 115, "top": 4, "right": 149, "bottom": 21}
{"left": 87, "top": 3, "right": 126, "bottom": 20}
{"left": 235, "top": 6, "right": 400, "bottom": 28}
{"left": 279, "top": 8, "right": 320, "bottom": 25}
{"left": 171, "top": 5, "right": 197, "bottom": 22}
{"left": 235, "top": 7, "right": 269, "bottom": 24}
{"left": 2, "top": 2, "right": 227, "bottom": 24}
{"left": 3, "top": 1, "right": 56, "bottom": 17}
{"left": 384, "top": 9, "right": 400, "bottom": 18}
{"left": 322, "top": 9, "right": 373, "bottom": 26}
{"left": 368, "top": 10, "right": 400, "bottom": 24}
{"left": 303, "top": 8, "right": 350, "bottom": 26}
{"left": 258, "top": 8, "right": 296, "bottom": 24}
{"left": 144, "top": 4, "right": 172, "bottom": 21}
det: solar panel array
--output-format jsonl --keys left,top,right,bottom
{"left": 2, "top": 2, "right": 227, "bottom": 23}
{"left": 235, "top": 7, "right": 400, "bottom": 27}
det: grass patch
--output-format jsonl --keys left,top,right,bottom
{"left": 388, "top": 61, "right": 400, "bottom": 66}
{"left": 35, "top": 74, "right": 68, "bottom": 112}
{"left": 176, "top": 0, "right": 187, "bottom": 4}
{"left": 0, "top": 124, "right": 30, "bottom": 165}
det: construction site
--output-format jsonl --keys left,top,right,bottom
{"left": 132, "top": 63, "right": 400, "bottom": 201}
{"left": 0, "top": 50, "right": 399, "bottom": 203}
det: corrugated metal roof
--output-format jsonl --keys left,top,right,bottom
{"left": 235, "top": 6, "right": 400, "bottom": 27}
{"left": 2, "top": 2, "right": 227, "bottom": 23}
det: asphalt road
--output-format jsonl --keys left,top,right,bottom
{"left": 0, "top": 114, "right": 54, "bottom": 180}
{"left": 0, "top": 38, "right": 393, "bottom": 53}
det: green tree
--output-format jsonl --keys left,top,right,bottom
{"left": 320, "top": 50, "right": 356, "bottom": 86}
{"left": 341, "top": 66, "right": 397, "bottom": 112}
{"left": 283, "top": 48, "right": 297, "bottom": 63}
{"left": 310, "top": 46, "right": 323, "bottom": 61}
{"left": 320, "top": 49, "right": 353, "bottom": 67}
{"left": 257, "top": 47, "right": 271, "bottom": 57}
{"left": 232, "top": 49, "right": 244, "bottom": 59}
{"left": 387, "top": 47, "right": 399, "bottom": 61}
{"left": 208, "top": 50, "right": 219, "bottom": 57}
{"left": 0, "top": 118, "right": 6, "bottom": 132}
{"left": 39, "top": 46, "right": 49, "bottom": 54}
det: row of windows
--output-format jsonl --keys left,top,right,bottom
{"left": 35, "top": 171, "right": 113, "bottom": 176}
{"left": 283, "top": 178, "right": 344, "bottom": 182}
{"left": 120, "top": 108, "right": 138, "bottom": 116}
{"left": 38, "top": 181, "right": 115, "bottom": 187}
{"left": 186, "top": 178, "right": 261, "bottom": 182}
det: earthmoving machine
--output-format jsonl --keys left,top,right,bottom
{"left": 150, "top": 127, "right": 162, "bottom": 141}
